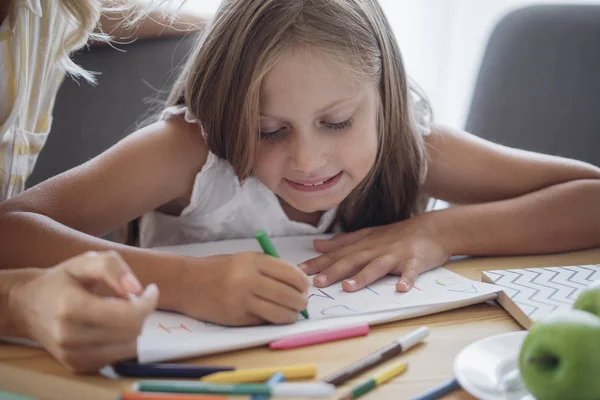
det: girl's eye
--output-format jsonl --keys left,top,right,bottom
{"left": 260, "top": 129, "right": 285, "bottom": 141}
{"left": 323, "top": 118, "right": 354, "bottom": 131}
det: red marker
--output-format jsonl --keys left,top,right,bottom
{"left": 270, "top": 323, "right": 370, "bottom": 350}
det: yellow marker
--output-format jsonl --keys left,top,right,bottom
{"left": 200, "top": 364, "right": 317, "bottom": 383}
{"left": 340, "top": 361, "right": 408, "bottom": 400}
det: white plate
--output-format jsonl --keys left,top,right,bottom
{"left": 454, "top": 331, "right": 536, "bottom": 400}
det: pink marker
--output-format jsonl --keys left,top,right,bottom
{"left": 270, "top": 323, "right": 370, "bottom": 350}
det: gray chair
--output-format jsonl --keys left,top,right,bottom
{"left": 465, "top": 5, "right": 600, "bottom": 166}
{"left": 27, "top": 35, "right": 198, "bottom": 187}
{"left": 26, "top": 35, "right": 198, "bottom": 243}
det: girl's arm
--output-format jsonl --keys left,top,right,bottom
{"left": 0, "top": 116, "right": 205, "bottom": 311}
{"left": 0, "top": 117, "right": 309, "bottom": 325}
{"left": 422, "top": 124, "right": 600, "bottom": 255}
{"left": 301, "top": 125, "right": 600, "bottom": 292}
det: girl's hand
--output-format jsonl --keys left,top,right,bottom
{"left": 11, "top": 252, "right": 158, "bottom": 373}
{"left": 299, "top": 215, "right": 451, "bottom": 292}
{"left": 180, "top": 252, "right": 309, "bottom": 326}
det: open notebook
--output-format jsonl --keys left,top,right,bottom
{"left": 482, "top": 264, "right": 600, "bottom": 329}
{"left": 137, "top": 235, "right": 500, "bottom": 363}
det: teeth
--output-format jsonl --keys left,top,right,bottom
{"left": 301, "top": 180, "right": 325, "bottom": 187}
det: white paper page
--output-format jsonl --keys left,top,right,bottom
{"left": 138, "top": 235, "right": 500, "bottom": 363}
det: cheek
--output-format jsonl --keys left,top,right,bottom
{"left": 254, "top": 146, "right": 284, "bottom": 183}
{"left": 339, "top": 126, "right": 378, "bottom": 174}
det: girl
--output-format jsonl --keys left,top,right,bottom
{"left": 0, "top": 0, "right": 200, "bottom": 372}
{"left": 1, "top": 0, "right": 599, "bottom": 335}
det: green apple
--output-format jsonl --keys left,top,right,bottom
{"left": 573, "top": 280, "right": 600, "bottom": 318}
{"left": 519, "top": 309, "right": 600, "bottom": 400}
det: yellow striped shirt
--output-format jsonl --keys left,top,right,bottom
{"left": 0, "top": 0, "right": 70, "bottom": 200}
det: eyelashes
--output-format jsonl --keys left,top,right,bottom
{"left": 323, "top": 118, "right": 354, "bottom": 131}
{"left": 260, "top": 118, "right": 354, "bottom": 141}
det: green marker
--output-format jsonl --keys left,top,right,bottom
{"left": 134, "top": 381, "right": 335, "bottom": 397}
{"left": 255, "top": 230, "right": 310, "bottom": 319}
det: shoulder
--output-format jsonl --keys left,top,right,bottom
{"left": 144, "top": 114, "right": 208, "bottom": 169}
{"left": 112, "top": 113, "right": 209, "bottom": 206}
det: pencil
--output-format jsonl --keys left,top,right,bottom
{"left": 255, "top": 230, "right": 309, "bottom": 319}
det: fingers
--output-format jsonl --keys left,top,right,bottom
{"left": 64, "top": 251, "right": 142, "bottom": 297}
{"left": 48, "top": 318, "right": 144, "bottom": 348}
{"left": 312, "top": 228, "right": 372, "bottom": 253}
{"left": 396, "top": 258, "right": 421, "bottom": 292}
{"left": 63, "top": 283, "right": 158, "bottom": 332}
{"left": 258, "top": 256, "right": 309, "bottom": 294}
{"left": 248, "top": 295, "right": 299, "bottom": 325}
{"left": 53, "top": 340, "right": 138, "bottom": 374}
{"left": 312, "top": 250, "right": 374, "bottom": 288}
{"left": 47, "top": 285, "right": 158, "bottom": 373}
{"left": 252, "top": 276, "right": 308, "bottom": 313}
{"left": 300, "top": 230, "right": 373, "bottom": 275}
{"left": 342, "top": 254, "right": 397, "bottom": 292}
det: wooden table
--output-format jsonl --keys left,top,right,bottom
{"left": 1, "top": 248, "right": 599, "bottom": 400}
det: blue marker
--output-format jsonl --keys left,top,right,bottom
{"left": 113, "top": 360, "right": 234, "bottom": 378}
{"left": 251, "top": 372, "right": 285, "bottom": 400}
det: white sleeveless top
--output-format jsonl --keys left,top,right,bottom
{"left": 140, "top": 94, "right": 432, "bottom": 248}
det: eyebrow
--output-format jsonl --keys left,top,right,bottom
{"left": 260, "top": 92, "right": 363, "bottom": 119}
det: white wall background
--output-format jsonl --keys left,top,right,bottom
{"left": 178, "top": 0, "right": 600, "bottom": 129}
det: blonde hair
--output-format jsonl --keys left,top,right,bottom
{"left": 169, "top": 0, "right": 429, "bottom": 231}
{"left": 7, "top": 0, "right": 174, "bottom": 83}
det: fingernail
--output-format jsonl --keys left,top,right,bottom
{"left": 142, "top": 283, "right": 159, "bottom": 298}
{"left": 298, "top": 263, "right": 308, "bottom": 272}
{"left": 399, "top": 280, "right": 411, "bottom": 291}
{"left": 344, "top": 279, "right": 357, "bottom": 288}
{"left": 315, "top": 275, "right": 327, "bottom": 285}
{"left": 121, "top": 273, "right": 143, "bottom": 294}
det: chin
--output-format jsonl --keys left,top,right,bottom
{"left": 287, "top": 197, "right": 343, "bottom": 213}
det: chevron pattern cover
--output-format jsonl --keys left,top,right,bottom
{"left": 482, "top": 265, "right": 600, "bottom": 329}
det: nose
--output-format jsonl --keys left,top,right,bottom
{"left": 289, "top": 132, "right": 327, "bottom": 173}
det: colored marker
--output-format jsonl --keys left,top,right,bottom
{"left": 324, "top": 326, "right": 429, "bottom": 386}
{"left": 201, "top": 364, "right": 316, "bottom": 383}
{"left": 120, "top": 393, "right": 225, "bottom": 400}
{"left": 270, "top": 323, "right": 370, "bottom": 349}
{"left": 340, "top": 361, "right": 408, "bottom": 399}
{"left": 113, "top": 360, "right": 234, "bottom": 378}
{"left": 255, "top": 230, "right": 309, "bottom": 319}
{"left": 409, "top": 378, "right": 460, "bottom": 400}
{"left": 134, "top": 381, "right": 335, "bottom": 398}
{"left": 252, "top": 372, "right": 285, "bottom": 400}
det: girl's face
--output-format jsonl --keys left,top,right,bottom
{"left": 254, "top": 48, "right": 379, "bottom": 217}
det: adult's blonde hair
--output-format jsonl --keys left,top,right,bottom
{"left": 168, "top": 0, "right": 429, "bottom": 232}
{"left": 7, "top": 0, "right": 173, "bottom": 83}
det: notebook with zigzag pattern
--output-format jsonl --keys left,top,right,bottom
{"left": 482, "top": 265, "right": 600, "bottom": 328}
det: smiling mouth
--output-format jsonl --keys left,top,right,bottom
{"left": 285, "top": 172, "right": 343, "bottom": 192}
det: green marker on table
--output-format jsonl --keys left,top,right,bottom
{"left": 255, "top": 230, "right": 310, "bottom": 319}
{"left": 134, "top": 380, "right": 334, "bottom": 397}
